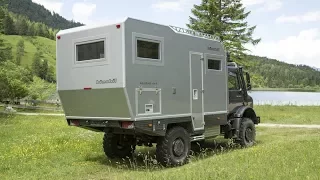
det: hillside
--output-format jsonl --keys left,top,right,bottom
{"left": 1, "top": 0, "right": 83, "bottom": 30}
{"left": 2, "top": 35, "right": 55, "bottom": 68}
{"left": 238, "top": 55, "right": 320, "bottom": 90}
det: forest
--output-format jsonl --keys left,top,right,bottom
{"left": 0, "top": 0, "right": 83, "bottom": 30}
{"left": 0, "top": 7, "right": 59, "bottom": 40}
{"left": 239, "top": 55, "right": 320, "bottom": 90}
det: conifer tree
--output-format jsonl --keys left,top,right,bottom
{"left": 3, "top": 13, "right": 15, "bottom": 35}
{"left": 15, "top": 39, "right": 24, "bottom": 65}
{"left": 27, "top": 22, "right": 35, "bottom": 36}
{"left": 15, "top": 17, "right": 28, "bottom": 35}
{"left": 32, "top": 51, "right": 42, "bottom": 76}
{"left": 187, "top": 0, "right": 261, "bottom": 58}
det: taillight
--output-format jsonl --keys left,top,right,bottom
{"left": 57, "top": 35, "right": 61, "bottom": 40}
{"left": 70, "top": 120, "right": 80, "bottom": 126}
{"left": 116, "top": 24, "right": 121, "bottom": 29}
{"left": 121, "top": 121, "right": 134, "bottom": 129}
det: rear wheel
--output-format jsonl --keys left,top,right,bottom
{"left": 103, "top": 132, "right": 136, "bottom": 159}
{"left": 156, "top": 126, "right": 191, "bottom": 166}
{"left": 237, "top": 118, "right": 256, "bottom": 147}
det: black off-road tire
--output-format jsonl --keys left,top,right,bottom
{"left": 237, "top": 118, "right": 256, "bottom": 147}
{"left": 156, "top": 126, "right": 191, "bottom": 167}
{"left": 103, "top": 132, "right": 136, "bottom": 159}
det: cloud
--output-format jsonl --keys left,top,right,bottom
{"left": 72, "top": 2, "right": 97, "bottom": 24}
{"left": 247, "top": 29, "right": 320, "bottom": 67}
{"left": 276, "top": 11, "right": 320, "bottom": 24}
{"left": 242, "top": 0, "right": 265, "bottom": 6}
{"left": 151, "top": 0, "right": 197, "bottom": 12}
{"left": 32, "top": 0, "right": 63, "bottom": 14}
{"left": 243, "top": 0, "right": 282, "bottom": 12}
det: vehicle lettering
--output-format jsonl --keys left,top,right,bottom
{"left": 208, "top": 46, "right": 220, "bottom": 51}
{"left": 140, "top": 82, "right": 158, "bottom": 85}
{"left": 96, "top": 78, "right": 117, "bottom": 84}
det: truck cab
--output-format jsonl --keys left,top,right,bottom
{"left": 228, "top": 62, "right": 253, "bottom": 110}
{"left": 223, "top": 61, "right": 260, "bottom": 145}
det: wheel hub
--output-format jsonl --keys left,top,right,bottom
{"left": 245, "top": 128, "right": 253, "bottom": 142}
{"left": 172, "top": 138, "right": 185, "bottom": 157}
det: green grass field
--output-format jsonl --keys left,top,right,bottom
{"left": 2, "top": 35, "right": 56, "bottom": 68}
{"left": 0, "top": 114, "right": 320, "bottom": 180}
{"left": 252, "top": 87, "right": 320, "bottom": 92}
{"left": 255, "top": 105, "right": 320, "bottom": 124}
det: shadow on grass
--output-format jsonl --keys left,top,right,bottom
{"left": 85, "top": 139, "right": 262, "bottom": 171}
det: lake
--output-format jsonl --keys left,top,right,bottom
{"left": 248, "top": 91, "right": 320, "bottom": 106}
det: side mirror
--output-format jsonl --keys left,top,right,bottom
{"left": 226, "top": 52, "right": 231, "bottom": 62}
{"left": 245, "top": 72, "right": 252, "bottom": 90}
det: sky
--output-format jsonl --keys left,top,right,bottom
{"left": 32, "top": 0, "right": 320, "bottom": 68}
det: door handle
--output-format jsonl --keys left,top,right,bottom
{"left": 236, "top": 95, "right": 242, "bottom": 98}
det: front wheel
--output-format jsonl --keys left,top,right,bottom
{"left": 156, "top": 126, "right": 191, "bottom": 167}
{"left": 237, "top": 118, "right": 256, "bottom": 147}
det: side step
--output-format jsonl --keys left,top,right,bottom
{"left": 190, "top": 135, "right": 205, "bottom": 142}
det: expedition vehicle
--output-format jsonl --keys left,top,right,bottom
{"left": 56, "top": 17, "right": 260, "bottom": 167}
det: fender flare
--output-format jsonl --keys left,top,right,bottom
{"left": 233, "top": 106, "right": 260, "bottom": 124}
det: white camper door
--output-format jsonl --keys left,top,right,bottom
{"left": 190, "top": 52, "right": 204, "bottom": 131}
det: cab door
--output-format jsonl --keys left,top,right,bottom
{"left": 228, "top": 70, "right": 244, "bottom": 110}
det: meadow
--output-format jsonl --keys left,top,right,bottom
{"left": 255, "top": 105, "right": 320, "bottom": 124}
{"left": 0, "top": 114, "right": 320, "bottom": 180}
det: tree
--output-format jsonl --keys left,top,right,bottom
{"left": 3, "top": 13, "right": 15, "bottom": 35}
{"left": 0, "top": 37, "right": 12, "bottom": 62}
{"left": 0, "top": 7, "right": 5, "bottom": 32}
{"left": 15, "top": 17, "right": 28, "bottom": 35}
{"left": 187, "top": 0, "right": 261, "bottom": 58}
{"left": 15, "top": 39, "right": 24, "bottom": 65}
{"left": 39, "top": 59, "right": 48, "bottom": 80}
{"left": 32, "top": 51, "right": 42, "bottom": 77}
{"left": 27, "top": 22, "right": 35, "bottom": 36}
{"left": 0, "top": 61, "right": 33, "bottom": 100}
{"left": 42, "top": 24, "right": 50, "bottom": 38}
{"left": 35, "top": 23, "right": 45, "bottom": 37}
{"left": 28, "top": 76, "right": 56, "bottom": 101}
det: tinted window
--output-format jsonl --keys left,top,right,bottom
{"left": 228, "top": 73, "right": 240, "bottom": 90}
{"left": 76, "top": 41, "right": 105, "bottom": 61}
{"left": 137, "top": 39, "right": 160, "bottom": 59}
{"left": 208, "top": 59, "right": 221, "bottom": 70}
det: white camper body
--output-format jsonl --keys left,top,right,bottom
{"left": 57, "top": 17, "right": 228, "bottom": 136}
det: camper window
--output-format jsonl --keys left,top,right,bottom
{"left": 136, "top": 39, "right": 160, "bottom": 60}
{"left": 76, "top": 40, "right": 105, "bottom": 61}
{"left": 208, "top": 59, "right": 221, "bottom": 70}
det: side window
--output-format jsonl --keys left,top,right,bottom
{"left": 137, "top": 39, "right": 160, "bottom": 60}
{"left": 132, "top": 32, "right": 164, "bottom": 66}
{"left": 208, "top": 59, "right": 221, "bottom": 70}
{"left": 76, "top": 40, "right": 105, "bottom": 61}
{"left": 228, "top": 73, "right": 240, "bottom": 90}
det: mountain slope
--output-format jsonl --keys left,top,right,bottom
{"left": 2, "top": 35, "right": 56, "bottom": 68}
{"left": 2, "top": 0, "right": 83, "bottom": 30}
{"left": 238, "top": 55, "right": 320, "bottom": 90}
